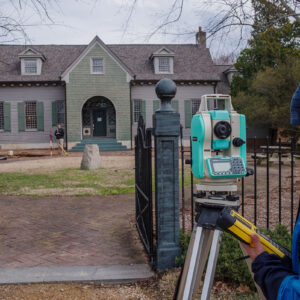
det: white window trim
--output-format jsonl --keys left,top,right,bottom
{"left": 56, "top": 100, "right": 65, "bottom": 126}
{"left": 25, "top": 128, "right": 38, "bottom": 132}
{"left": 25, "top": 101, "right": 38, "bottom": 131}
{"left": 21, "top": 58, "right": 42, "bottom": 75}
{"left": 133, "top": 99, "right": 142, "bottom": 124}
{"left": 158, "top": 57, "right": 171, "bottom": 74}
{"left": 90, "top": 57, "right": 104, "bottom": 74}
{"left": 154, "top": 57, "right": 174, "bottom": 74}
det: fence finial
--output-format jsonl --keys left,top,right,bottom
{"left": 155, "top": 78, "right": 177, "bottom": 111}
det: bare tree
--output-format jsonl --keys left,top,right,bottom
{"left": 0, "top": 0, "right": 58, "bottom": 43}
{"left": 213, "top": 53, "right": 238, "bottom": 65}
{"left": 121, "top": 0, "right": 299, "bottom": 51}
{"left": 204, "top": 0, "right": 299, "bottom": 39}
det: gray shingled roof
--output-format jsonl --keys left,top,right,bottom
{"left": 109, "top": 44, "right": 220, "bottom": 81}
{"left": 0, "top": 45, "right": 86, "bottom": 82}
{"left": 0, "top": 43, "right": 223, "bottom": 82}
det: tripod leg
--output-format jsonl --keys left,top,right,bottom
{"left": 182, "top": 226, "right": 211, "bottom": 300}
{"left": 201, "top": 229, "right": 223, "bottom": 300}
{"left": 176, "top": 228, "right": 196, "bottom": 300}
{"left": 177, "top": 228, "right": 213, "bottom": 300}
{"left": 193, "top": 229, "right": 213, "bottom": 295}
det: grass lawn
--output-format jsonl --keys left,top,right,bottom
{"left": 0, "top": 168, "right": 135, "bottom": 196}
{"left": 0, "top": 166, "right": 192, "bottom": 196}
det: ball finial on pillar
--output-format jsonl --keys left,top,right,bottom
{"left": 155, "top": 78, "right": 177, "bottom": 111}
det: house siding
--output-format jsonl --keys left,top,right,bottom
{"left": 66, "top": 43, "right": 131, "bottom": 143}
{"left": 131, "top": 84, "right": 214, "bottom": 141}
{"left": 0, "top": 86, "right": 64, "bottom": 145}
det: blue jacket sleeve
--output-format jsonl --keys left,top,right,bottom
{"left": 276, "top": 275, "right": 300, "bottom": 299}
{"left": 252, "top": 252, "right": 296, "bottom": 300}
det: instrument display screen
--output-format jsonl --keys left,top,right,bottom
{"left": 213, "top": 162, "right": 231, "bottom": 172}
{"left": 208, "top": 157, "right": 246, "bottom": 177}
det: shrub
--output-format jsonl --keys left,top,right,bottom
{"left": 215, "top": 232, "right": 255, "bottom": 289}
{"left": 175, "top": 230, "right": 191, "bottom": 266}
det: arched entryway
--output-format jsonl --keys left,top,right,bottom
{"left": 82, "top": 96, "right": 116, "bottom": 139}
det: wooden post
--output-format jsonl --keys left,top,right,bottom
{"left": 153, "top": 78, "right": 181, "bottom": 269}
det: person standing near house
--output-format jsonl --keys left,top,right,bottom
{"left": 54, "top": 124, "right": 64, "bottom": 154}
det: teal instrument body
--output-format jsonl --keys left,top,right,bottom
{"left": 191, "top": 94, "right": 247, "bottom": 180}
{"left": 191, "top": 114, "right": 205, "bottom": 178}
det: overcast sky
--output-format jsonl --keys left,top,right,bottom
{"left": 1, "top": 0, "right": 250, "bottom": 58}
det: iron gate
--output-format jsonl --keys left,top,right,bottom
{"left": 135, "top": 116, "right": 154, "bottom": 263}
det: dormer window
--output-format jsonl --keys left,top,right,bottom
{"left": 18, "top": 47, "right": 45, "bottom": 76}
{"left": 24, "top": 59, "right": 37, "bottom": 74}
{"left": 158, "top": 57, "right": 170, "bottom": 73}
{"left": 150, "top": 47, "right": 174, "bottom": 74}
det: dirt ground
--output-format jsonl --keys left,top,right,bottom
{"left": 0, "top": 153, "right": 134, "bottom": 173}
{"left": 0, "top": 149, "right": 135, "bottom": 159}
{"left": 0, "top": 271, "right": 256, "bottom": 300}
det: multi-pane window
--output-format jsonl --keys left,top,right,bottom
{"left": 0, "top": 102, "right": 3, "bottom": 130}
{"left": 158, "top": 57, "right": 170, "bottom": 73}
{"left": 133, "top": 99, "right": 142, "bottom": 123}
{"left": 24, "top": 59, "right": 37, "bottom": 74}
{"left": 91, "top": 58, "right": 104, "bottom": 73}
{"left": 56, "top": 100, "right": 65, "bottom": 125}
{"left": 192, "top": 99, "right": 201, "bottom": 115}
{"left": 25, "top": 101, "right": 37, "bottom": 129}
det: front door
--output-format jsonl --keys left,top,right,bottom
{"left": 93, "top": 109, "right": 106, "bottom": 136}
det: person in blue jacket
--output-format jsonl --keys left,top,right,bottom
{"left": 242, "top": 85, "right": 300, "bottom": 300}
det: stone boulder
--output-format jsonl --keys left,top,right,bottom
{"left": 80, "top": 144, "right": 101, "bottom": 170}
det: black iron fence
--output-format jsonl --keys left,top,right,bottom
{"left": 135, "top": 116, "right": 154, "bottom": 264}
{"left": 135, "top": 118, "right": 299, "bottom": 263}
{"left": 180, "top": 134, "right": 300, "bottom": 234}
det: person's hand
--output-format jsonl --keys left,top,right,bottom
{"left": 241, "top": 234, "right": 265, "bottom": 261}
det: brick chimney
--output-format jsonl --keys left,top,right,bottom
{"left": 196, "top": 27, "right": 206, "bottom": 48}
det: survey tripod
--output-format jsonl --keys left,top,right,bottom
{"left": 175, "top": 179, "right": 274, "bottom": 300}
{"left": 176, "top": 188, "right": 241, "bottom": 300}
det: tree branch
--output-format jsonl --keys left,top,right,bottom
{"left": 278, "top": 0, "right": 300, "bottom": 22}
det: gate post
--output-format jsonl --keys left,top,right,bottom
{"left": 153, "top": 78, "right": 181, "bottom": 269}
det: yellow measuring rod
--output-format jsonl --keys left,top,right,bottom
{"left": 217, "top": 207, "right": 291, "bottom": 259}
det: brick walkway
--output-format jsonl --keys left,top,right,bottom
{"left": 0, "top": 195, "right": 147, "bottom": 268}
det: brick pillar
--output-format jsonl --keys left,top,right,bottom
{"left": 153, "top": 78, "right": 181, "bottom": 270}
